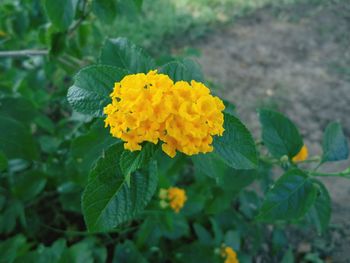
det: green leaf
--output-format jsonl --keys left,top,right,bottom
{"left": 224, "top": 230, "right": 240, "bottom": 250}
{"left": 116, "top": 0, "right": 143, "bottom": 17}
{"left": 0, "top": 116, "right": 39, "bottom": 160}
{"left": 213, "top": 113, "right": 257, "bottom": 169}
{"left": 218, "top": 169, "right": 256, "bottom": 193}
{"left": 193, "top": 223, "right": 212, "bottom": 245}
{"left": 59, "top": 239, "right": 103, "bottom": 263}
{"left": 49, "top": 32, "right": 66, "bottom": 56}
{"left": 120, "top": 143, "right": 157, "bottom": 177}
{"left": 113, "top": 240, "right": 147, "bottom": 263}
{"left": 71, "top": 120, "right": 117, "bottom": 175}
{"left": 82, "top": 144, "right": 158, "bottom": 232}
{"left": 222, "top": 99, "right": 236, "bottom": 116}
{"left": 67, "top": 65, "right": 128, "bottom": 117}
{"left": 322, "top": 122, "right": 349, "bottom": 163}
{"left": 58, "top": 183, "right": 83, "bottom": 213}
{"left": 0, "top": 234, "right": 27, "bottom": 263}
{"left": 192, "top": 153, "right": 228, "bottom": 179}
{"left": 258, "top": 109, "right": 303, "bottom": 158}
{"left": 43, "top": 0, "right": 75, "bottom": 31}
{"left": 28, "top": 239, "right": 67, "bottom": 263}
{"left": 257, "top": 169, "right": 317, "bottom": 221}
{"left": 92, "top": 0, "right": 118, "bottom": 23}
{"left": 305, "top": 180, "right": 331, "bottom": 235}
{"left": 12, "top": 170, "right": 47, "bottom": 201}
{"left": 99, "top": 38, "right": 156, "bottom": 73}
{"left": 281, "top": 248, "right": 294, "bottom": 263}
{"left": 159, "top": 58, "right": 204, "bottom": 82}
{"left": 0, "top": 151, "right": 7, "bottom": 172}
{"left": 0, "top": 97, "right": 37, "bottom": 124}
{"left": 192, "top": 153, "right": 256, "bottom": 192}
{"left": 0, "top": 200, "right": 25, "bottom": 234}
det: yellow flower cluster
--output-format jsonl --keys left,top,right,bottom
{"left": 159, "top": 187, "right": 187, "bottom": 213}
{"left": 104, "top": 70, "right": 225, "bottom": 157}
{"left": 221, "top": 246, "right": 239, "bottom": 263}
{"left": 292, "top": 144, "right": 308, "bottom": 162}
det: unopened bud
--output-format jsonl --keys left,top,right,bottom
{"left": 159, "top": 200, "right": 169, "bottom": 209}
{"left": 280, "top": 155, "right": 289, "bottom": 164}
{"left": 159, "top": 188, "right": 168, "bottom": 199}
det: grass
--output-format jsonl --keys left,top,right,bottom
{"left": 97, "top": 0, "right": 331, "bottom": 55}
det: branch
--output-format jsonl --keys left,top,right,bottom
{"left": 68, "top": 0, "right": 90, "bottom": 37}
{"left": 309, "top": 167, "right": 350, "bottom": 179}
{"left": 0, "top": 49, "right": 48, "bottom": 58}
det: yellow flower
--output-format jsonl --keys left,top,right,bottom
{"left": 221, "top": 246, "right": 239, "bottom": 263}
{"left": 159, "top": 187, "right": 187, "bottom": 213}
{"left": 292, "top": 144, "right": 308, "bottom": 162}
{"left": 104, "top": 70, "right": 225, "bottom": 157}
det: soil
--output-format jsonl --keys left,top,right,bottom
{"left": 193, "top": 1, "right": 350, "bottom": 261}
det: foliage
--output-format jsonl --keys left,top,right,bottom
{"left": 0, "top": 0, "right": 349, "bottom": 262}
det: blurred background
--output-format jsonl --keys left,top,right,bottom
{"left": 1, "top": 0, "right": 349, "bottom": 261}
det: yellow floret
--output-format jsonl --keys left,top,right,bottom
{"left": 221, "top": 246, "right": 239, "bottom": 263}
{"left": 159, "top": 187, "right": 187, "bottom": 213}
{"left": 292, "top": 144, "right": 308, "bottom": 162}
{"left": 104, "top": 70, "right": 225, "bottom": 157}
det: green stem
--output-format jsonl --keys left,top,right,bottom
{"left": 298, "top": 156, "right": 321, "bottom": 164}
{"left": 309, "top": 167, "right": 350, "bottom": 178}
{"left": 259, "top": 156, "right": 280, "bottom": 165}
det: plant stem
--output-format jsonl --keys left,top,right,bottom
{"left": 68, "top": 0, "right": 90, "bottom": 37}
{"left": 309, "top": 167, "right": 350, "bottom": 178}
{"left": 0, "top": 49, "right": 48, "bottom": 57}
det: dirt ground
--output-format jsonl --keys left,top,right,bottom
{"left": 194, "top": 1, "right": 350, "bottom": 261}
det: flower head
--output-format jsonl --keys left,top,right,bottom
{"left": 292, "top": 144, "right": 308, "bottom": 162}
{"left": 104, "top": 70, "right": 225, "bottom": 157}
{"left": 221, "top": 246, "right": 239, "bottom": 263}
{"left": 159, "top": 187, "right": 187, "bottom": 213}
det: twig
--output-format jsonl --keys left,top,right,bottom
{"left": 68, "top": 0, "right": 90, "bottom": 37}
{"left": 0, "top": 49, "right": 48, "bottom": 57}
{"left": 309, "top": 167, "right": 350, "bottom": 179}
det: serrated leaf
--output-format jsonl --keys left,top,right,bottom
{"left": 213, "top": 113, "right": 257, "bottom": 170}
{"left": 67, "top": 65, "right": 128, "bottom": 117}
{"left": 322, "top": 122, "right": 349, "bottom": 163}
{"left": 0, "top": 116, "right": 39, "bottom": 160}
{"left": 120, "top": 143, "right": 156, "bottom": 177}
{"left": 99, "top": 38, "right": 156, "bottom": 73}
{"left": 159, "top": 58, "right": 204, "bottom": 82}
{"left": 43, "top": 0, "right": 75, "bottom": 31}
{"left": 192, "top": 153, "right": 228, "bottom": 179}
{"left": 258, "top": 109, "right": 303, "bottom": 158}
{"left": 257, "top": 169, "right": 317, "bottom": 221}
{"left": 71, "top": 120, "right": 118, "bottom": 174}
{"left": 82, "top": 144, "right": 158, "bottom": 232}
{"left": 305, "top": 180, "right": 331, "bottom": 235}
